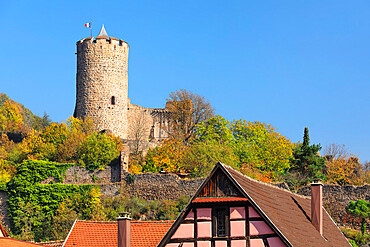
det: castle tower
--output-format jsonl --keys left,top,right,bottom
{"left": 74, "top": 25, "right": 129, "bottom": 139}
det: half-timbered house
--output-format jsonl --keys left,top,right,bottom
{"left": 157, "top": 162, "right": 350, "bottom": 247}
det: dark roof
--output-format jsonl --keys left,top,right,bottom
{"left": 63, "top": 220, "right": 174, "bottom": 247}
{"left": 222, "top": 163, "right": 350, "bottom": 247}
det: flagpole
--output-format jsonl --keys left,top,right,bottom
{"left": 90, "top": 20, "right": 92, "bottom": 37}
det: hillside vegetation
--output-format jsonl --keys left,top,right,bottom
{"left": 0, "top": 91, "right": 369, "bottom": 243}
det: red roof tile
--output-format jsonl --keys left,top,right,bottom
{"left": 193, "top": 197, "right": 248, "bottom": 203}
{"left": 63, "top": 220, "right": 174, "bottom": 247}
{"left": 0, "top": 237, "right": 48, "bottom": 247}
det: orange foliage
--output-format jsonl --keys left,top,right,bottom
{"left": 0, "top": 100, "right": 26, "bottom": 132}
{"left": 326, "top": 157, "right": 364, "bottom": 185}
{"left": 240, "top": 163, "right": 274, "bottom": 183}
{"left": 150, "top": 138, "right": 189, "bottom": 173}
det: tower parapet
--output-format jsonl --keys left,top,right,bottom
{"left": 74, "top": 25, "right": 129, "bottom": 139}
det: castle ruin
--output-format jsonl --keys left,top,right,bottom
{"left": 74, "top": 25, "right": 169, "bottom": 148}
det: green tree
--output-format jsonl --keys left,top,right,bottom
{"left": 231, "top": 120, "right": 294, "bottom": 176}
{"left": 32, "top": 112, "right": 52, "bottom": 131}
{"left": 78, "top": 132, "right": 122, "bottom": 170}
{"left": 193, "top": 115, "right": 233, "bottom": 144}
{"left": 181, "top": 141, "right": 239, "bottom": 177}
{"left": 288, "top": 127, "right": 326, "bottom": 188}
{"left": 346, "top": 200, "right": 370, "bottom": 236}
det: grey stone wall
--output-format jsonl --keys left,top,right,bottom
{"left": 298, "top": 184, "right": 370, "bottom": 229}
{"left": 0, "top": 191, "right": 9, "bottom": 230}
{"left": 61, "top": 163, "right": 122, "bottom": 184}
{"left": 126, "top": 104, "right": 170, "bottom": 154}
{"left": 100, "top": 172, "right": 203, "bottom": 200}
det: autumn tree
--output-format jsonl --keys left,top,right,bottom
{"left": 346, "top": 200, "right": 370, "bottom": 236}
{"left": 166, "top": 89, "right": 214, "bottom": 142}
{"left": 325, "top": 157, "right": 364, "bottom": 185}
{"left": 13, "top": 116, "right": 122, "bottom": 170}
{"left": 142, "top": 138, "right": 188, "bottom": 173}
{"left": 0, "top": 100, "right": 25, "bottom": 132}
{"left": 190, "top": 116, "right": 293, "bottom": 180}
{"left": 323, "top": 144, "right": 364, "bottom": 185}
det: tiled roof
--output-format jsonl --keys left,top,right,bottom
{"left": 0, "top": 237, "right": 47, "bottom": 247}
{"left": 223, "top": 163, "right": 351, "bottom": 247}
{"left": 63, "top": 220, "right": 174, "bottom": 247}
{"left": 193, "top": 197, "right": 248, "bottom": 203}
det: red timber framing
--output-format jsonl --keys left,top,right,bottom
{"left": 158, "top": 163, "right": 291, "bottom": 247}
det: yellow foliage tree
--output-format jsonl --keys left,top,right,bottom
{"left": 144, "top": 138, "right": 189, "bottom": 173}
{"left": 0, "top": 100, "right": 25, "bottom": 132}
{"left": 326, "top": 157, "right": 364, "bottom": 185}
{"left": 0, "top": 133, "right": 16, "bottom": 183}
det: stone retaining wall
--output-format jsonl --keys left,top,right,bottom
{"left": 0, "top": 191, "right": 9, "bottom": 230}
{"left": 100, "top": 172, "right": 203, "bottom": 200}
{"left": 61, "top": 163, "right": 122, "bottom": 184}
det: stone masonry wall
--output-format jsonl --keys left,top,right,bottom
{"left": 0, "top": 191, "right": 9, "bottom": 230}
{"left": 298, "top": 184, "right": 370, "bottom": 230}
{"left": 61, "top": 163, "right": 122, "bottom": 184}
{"left": 75, "top": 36, "right": 129, "bottom": 139}
{"left": 99, "top": 173, "right": 203, "bottom": 200}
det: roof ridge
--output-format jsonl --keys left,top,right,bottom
{"left": 220, "top": 163, "right": 311, "bottom": 199}
{"left": 76, "top": 220, "right": 116, "bottom": 224}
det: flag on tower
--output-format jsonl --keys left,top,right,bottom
{"left": 84, "top": 22, "right": 91, "bottom": 28}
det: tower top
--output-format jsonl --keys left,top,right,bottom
{"left": 97, "top": 24, "right": 109, "bottom": 38}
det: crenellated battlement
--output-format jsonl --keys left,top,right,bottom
{"left": 77, "top": 36, "right": 129, "bottom": 47}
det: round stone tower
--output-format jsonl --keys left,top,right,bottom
{"left": 74, "top": 25, "right": 129, "bottom": 139}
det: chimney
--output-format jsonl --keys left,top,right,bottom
{"left": 311, "top": 180, "right": 323, "bottom": 235}
{"left": 117, "top": 212, "right": 131, "bottom": 247}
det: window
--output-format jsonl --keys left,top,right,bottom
{"left": 111, "top": 96, "right": 116, "bottom": 105}
{"left": 216, "top": 208, "right": 227, "bottom": 237}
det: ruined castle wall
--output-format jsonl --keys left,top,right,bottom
{"left": 127, "top": 104, "right": 170, "bottom": 141}
{"left": 61, "top": 163, "right": 122, "bottom": 184}
{"left": 75, "top": 37, "right": 129, "bottom": 139}
{"left": 126, "top": 104, "right": 170, "bottom": 153}
{"left": 127, "top": 104, "right": 154, "bottom": 144}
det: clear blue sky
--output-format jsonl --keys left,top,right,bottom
{"left": 1, "top": 1, "right": 369, "bottom": 162}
